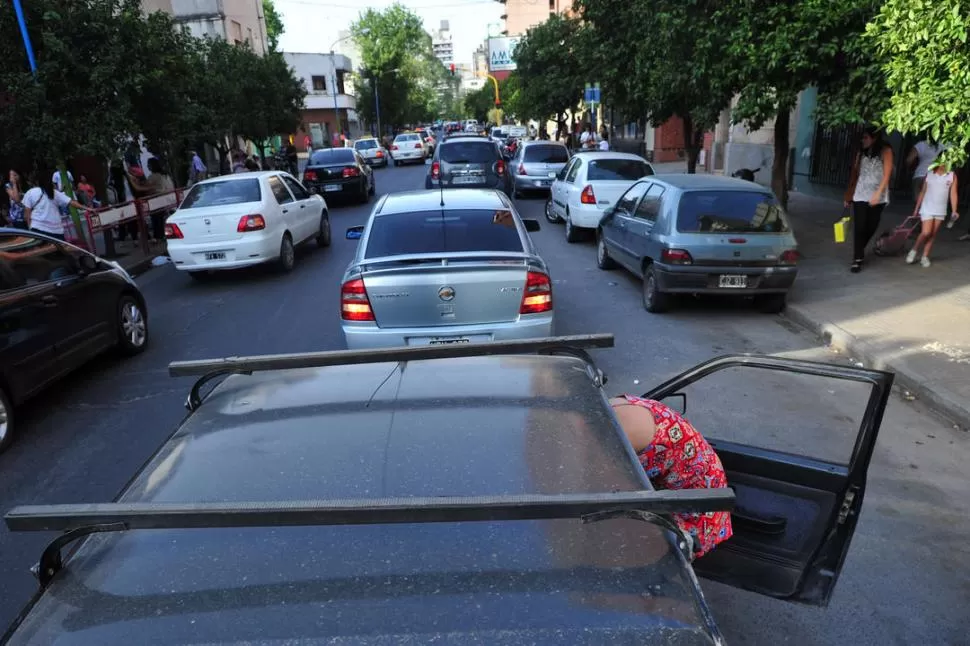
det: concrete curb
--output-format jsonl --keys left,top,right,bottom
{"left": 784, "top": 303, "right": 970, "bottom": 431}
{"left": 122, "top": 254, "right": 162, "bottom": 278}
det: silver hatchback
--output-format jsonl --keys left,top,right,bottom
{"left": 510, "top": 141, "right": 570, "bottom": 197}
{"left": 341, "top": 190, "right": 553, "bottom": 349}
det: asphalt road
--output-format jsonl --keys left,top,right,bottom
{"left": 1, "top": 162, "right": 967, "bottom": 644}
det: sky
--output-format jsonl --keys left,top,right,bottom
{"left": 275, "top": 0, "right": 504, "bottom": 66}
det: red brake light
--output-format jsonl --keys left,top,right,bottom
{"left": 780, "top": 249, "right": 799, "bottom": 265}
{"left": 341, "top": 278, "right": 374, "bottom": 321}
{"left": 376, "top": 150, "right": 384, "bottom": 157}
{"left": 164, "top": 223, "right": 183, "bottom": 239}
{"left": 580, "top": 185, "right": 596, "bottom": 204}
{"left": 303, "top": 170, "right": 317, "bottom": 182}
{"left": 517, "top": 163, "right": 526, "bottom": 175}
{"left": 520, "top": 271, "right": 553, "bottom": 315}
{"left": 391, "top": 144, "right": 399, "bottom": 150}
{"left": 496, "top": 160, "right": 506, "bottom": 176}
{"left": 415, "top": 143, "right": 423, "bottom": 149}
{"left": 343, "top": 167, "right": 360, "bottom": 178}
{"left": 237, "top": 214, "right": 266, "bottom": 232}
{"left": 431, "top": 161, "right": 441, "bottom": 179}
{"left": 661, "top": 248, "right": 693, "bottom": 265}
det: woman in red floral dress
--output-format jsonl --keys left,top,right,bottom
{"left": 609, "top": 395, "right": 733, "bottom": 558}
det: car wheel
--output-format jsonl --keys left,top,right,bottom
{"left": 316, "top": 213, "right": 331, "bottom": 248}
{"left": 117, "top": 294, "right": 149, "bottom": 355}
{"left": 596, "top": 232, "right": 617, "bottom": 269}
{"left": 0, "top": 385, "right": 14, "bottom": 454}
{"left": 277, "top": 233, "right": 295, "bottom": 272}
{"left": 513, "top": 188, "right": 522, "bottom": 199}
{"left": 755, "top": 293, "right": 787, "bottom": 313}
{"left": 369, "top": 177, "right": 376, "bottom": 196}
{"left": 359, "top": 182, "right": 370, "bottom": 204}
{"left": 393, "top": 160, "right": 400, "bottom": 167}
{"left": 565, "top": 213, "right": 581, "bottom": 243}
{"left": 641, "top": 264, "right": 669, "bottom": 313}
{"left": 544, "top": 198, "right": 560, "bottom": 223}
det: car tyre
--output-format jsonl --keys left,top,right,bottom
{"left": 359, "top": 182, "right": 370, "bottom": 204}
{"left": 277, "top": 233, "right": 295, "bottom": 272}
{"left": 544, "top": 197, "right": 560, "bottom": 223}
{"left": 369, "top": 177, "right": 376, "bottom": 196}
{"left": 641, "top": 264, "right": 670, "bottom": 313}
{"left": 755, "top": 293, "right": 787, "bottom": 314}
{"left": 0, "top": 386, "right": 14, "bottom": 454}
{"left": 596, "top": 232, "right": 617, "bottom": 269}
{"left": 116, "top": 294, "right": 149, "bottom": 355}
{"left": 565, "top": 213, "right": 581, "bottom": 243}
{"left": 393, "top": 160, "right": 400, "bottom": 167}
{"left": 316, "top": 213, "right": 331, "bottom": 248}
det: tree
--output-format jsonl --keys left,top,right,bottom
{"left": 865, "top": 0, "right": 970, "bottom": 167}
{"left": 263, "top": 0, "right": 285, "bottom": 52}
{"left": 235, "top": 51, "right": 307, "bottom": 161}
{"left": 463, "top": 83, "right": 495, "bottom": 124}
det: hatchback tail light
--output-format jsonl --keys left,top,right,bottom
{"left": 495, "top": 160, "right": 506, "bottom": 176}
{"left": 520, "top": 271, "right": 553, "bottom": 314}
{"left": 376, "top": 150, "right": 384, "bottom": 158}
{"left": 580, "top": 185, "right": 596, "bottom": 204}
{"left": 518, "top": 163, "right": 527, "bottom": 176}
{"left": 779, "top": 249, "right": 799, "bottom": 265}
{"left": 164, "top": 223, "right": 184, "bottom": 239}
{"left": 431, "top": 161, "right": 441, "bottom": 179}
{"left": 661, "top": 248, "right": 693, "bottom": 265}
{"left": 343, "top": 167, "right": 361, "bottom": 178}
{"left": 237, "top": 214, "right": 266, "bottom": 232}
{"left": 391, "top": 144, "right": 399, "bottom": 151}
{"left": 415, "top": 143, "right": 423, "bottom": 149}
{"left": 303, "top": 169, "right": 317, "bottom": 182}
{"left": 341, "top": 278, "right": 375, "bottom": 321}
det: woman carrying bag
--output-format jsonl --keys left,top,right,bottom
{"left": 844, "top": 126, "right": 894, "bottom": 273}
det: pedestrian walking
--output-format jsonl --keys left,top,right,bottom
{"left": 127, "top": 158, "right": 175, "bottom": 242}
{"left": 51, "top": 168, "right": 74, "bottom": 192}
{"left": 21, "top": 168, "right": 95, "bottom": 241}
{"left": 4, "top": 170, "right": 28, "bottom": 229}
{"left": 843, "top": 126, "right": 894, "bottom": 273}
{"left": 188, "top": 150, "right": 207, "bottom": 185}
{"left": 579, "top": 123, "right": 594, "bottom": 149}
{"left": 906, "top": 160, "right": 959, "bottom": 268}
{"left": 906, "top": 136, "right": 944, "bottom": 200}
{"left": 598, "top": 129, "right": 610, "bottom": 151}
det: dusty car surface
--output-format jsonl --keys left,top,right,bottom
{"left": 2, "top": 335, "right": 892, "bottom": 645}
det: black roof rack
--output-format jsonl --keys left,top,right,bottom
{"left": 170, "top": 334, "right": 614, "bottom": 411}
{"left": 5, "top": 489, "right": 735, "bottom": 587}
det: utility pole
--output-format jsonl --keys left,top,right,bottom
{"left": 331, "top": 70, "right": 340, "bottom": 146}
{"left": 374, "top": 78, "right": 382, "bottom": 138}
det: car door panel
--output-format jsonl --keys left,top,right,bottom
{"left": 609, "top": 182, "right": 649, "bottom": 271}
{"left": 627, "top": 183, "right": 666, "bottom": 265}
{"left": 641, "top": 354, "right": 893, "bottom": 606}
{"left": 282, "top": 175, "right": 315, "bottom": 242}
{"left": 267, "top": 175, "right": 298, "bottom": 239}
{"left": 0, "top": 283, "right": 62, "bottom": 401}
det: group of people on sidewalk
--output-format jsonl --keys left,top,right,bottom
{"left": 843, "top": 126, "right": 962, "bottom": 272}
{"left": 4, "top": 168, "right": 98, "bottom": 241}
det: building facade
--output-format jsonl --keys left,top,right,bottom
{"left": 141, "top": 0, "right": 174, "bottom": 13}
{"left": 170, "top": 0, "right": 268, "bottom": 54}
{"left": 432, "top": 20, "right": 454, "bottom": 66}
{"left": 283, "top": 53, "right": 361, "bottom": 151}
{"left": 498, "top": 0, "right": 567, "bottom": 37}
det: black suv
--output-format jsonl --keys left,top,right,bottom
{"left": 425, "top": 135, "right": 512, "bottom": 197}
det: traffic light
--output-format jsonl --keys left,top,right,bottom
{"left": 449, "top": 63, "right": 455, "bottom": 76}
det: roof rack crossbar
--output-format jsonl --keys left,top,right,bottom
{"left": 6, "top": 489, "right": 734, "bottom": 534}
{"left": 168, "top": 334, "right": 614, "bottom": 378}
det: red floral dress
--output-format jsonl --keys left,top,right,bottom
{"left": 617, "top": 395, "right": 733, "bottom": 557}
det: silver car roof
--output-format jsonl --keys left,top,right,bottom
{"left": 376, "top": 189, "right": 511, "bottom": 215}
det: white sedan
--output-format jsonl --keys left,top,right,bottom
{"left": 165, "top": 171, "right": 331, "bottom": 280}
{"left": 546, "top": 152, "right": 655, "bottom": 243}
{"left": 390, "top": 133, "right": 426, "bottom": 165}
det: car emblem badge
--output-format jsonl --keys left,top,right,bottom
{"left": 438, "top": 286, "right": 456, "bottom": 301}
{"left": 204, "top": 218, "right": 211, "bottom": 225}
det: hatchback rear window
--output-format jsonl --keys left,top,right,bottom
{"left": 180, "top": 179, "right": 261, "bottom": 208}
{"left": 439, "top": 142, "right": 499, "bottom": 164}
{"left": 365, "top": 210, "right": 523, "bottom": 258}
{"left": 677, "top": 191, "right": 790, "bottom": 233}
{"left": 355, "top": 140, "right": 377, "bottom": 150}
{"left": 524, "top": 145, "right": 569, "bottom": 163}
{"left": 587, "top": 159, "right": 653, "bottom": 181}
{"left": 310, "top": 149, "right": 355, "bottom": 164}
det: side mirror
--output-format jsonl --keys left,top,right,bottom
{"left": 522, "top": 219, "right": 541, "bottom": 233}
{"left": 78, "top": 254, "right": 99, "bottom": 275}
{"left": 346, "top": 226, "right": 364, "bottom": 240}
{"left": 659, "top": 392, "right": 687, "bottom": 415}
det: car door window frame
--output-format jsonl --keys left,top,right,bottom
{"left": 565, "top": 159, "right": 582, "bottom": 183}
{"left": 3, "top": 236, "right": 80, "bottom": 286}
{"left": 268, "top": 175, "right": 295, "bottom": 205}
{"left": 634, "top": 183, "right": 665, "bottom": 224}
{"left": 614, "top": 182, "right": 649, "bottom": 216}
{"left": 282, "top": 176, "right": 310, "bottom": 201}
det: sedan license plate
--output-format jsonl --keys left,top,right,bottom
{"left": 324, "top": 184, "right": 341, "bottom": 192}
{"left": 718, "top": 274, "right": 747, "bottom": 288}
{"left": 205, "top": 252, "right": 226, "bottom": 261}
{"left": 452, "top": 176, "right": 482, "bottom": 185}
{"left": 428, "top": 337, "right": 470, "bottom": 345}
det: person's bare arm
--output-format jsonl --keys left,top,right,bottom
{"left": 906, "top": 147, "right": 918, "bottom": 170}
{"left": 871, "top": 146, "right": 894, "bottom": 205}
{"left": 610, "top": 398, "right": 658, "bottom": 452}
{"left": 844, "top": 153, "right": 860, "bottom": 206}
{"left": 950, "top": 174, "right": 960, "bottom": 220}
{"left": 913, "top": 176, "right": 928, "bottom": 216}
{"left": 23, "top": 206, "right": 32, "bottom": 228}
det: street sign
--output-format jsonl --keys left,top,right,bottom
{"left": 583, "top": 83, "right": 601, "bottom": 105}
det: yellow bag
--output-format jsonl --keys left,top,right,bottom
{"left": 833, "top": 208, "right": 851, "bottom": 243}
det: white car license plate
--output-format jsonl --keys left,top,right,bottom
{"left": 205, "top": 252, "right": 226, "bottom": 261}
{"left": 452, "top": 176, "right": 482, "bottom": 185}
{"left": 324, "top": 184, "right": 341, "bottom": 192}
{"left": 428, "top": 337, "right": 470, "bottom": 345}
{"left": 547, "top": 172, "right": 556, "bottom": 178}
{"left": 718, "top": 274, "right": 747, "bottom": 288}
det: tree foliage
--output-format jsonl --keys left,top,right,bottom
{"left": 262, "top": 0, "right": 285, "bottom": 52}
{"left": 865, "top": 0, "right": 970, "bottom": 167}
{"left": 507, "top": 14, "right": 585, "bottom": 125}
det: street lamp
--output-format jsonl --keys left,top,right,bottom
{"left": 329, "top": 29, "right": 369, "bottom": 145}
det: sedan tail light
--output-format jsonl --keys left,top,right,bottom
{"left": 495, "top": 160, "right": 506, "bottom": 176}
{"left": 237, "top": 214, "right": 266, "bottom": 232}
{"left": 520, "top": 271, "right": 553, "bottom": 314}
{"left": 343, "top": 167, "right": 361, "bottom": 178}
{"left": 415, "top": 143, "right": 423, "bottom": 149}
{"left": 303, "top": 170, "right": 317, "bottom": 182}
{"left": 517, "top": 163, "right": 527, "bottom": 176}
{"left": 431, "top": 161, "right": 441, "bottom": 179}
{"left": 376, "top": 150, "right": 384, "bottom": 158}
{"left": 661, "top": 248, "right": 693, "bottom": 265}
{"left": 164, "top": 223, "right": 184, "bottom": 239}
{"left": 779, "top": 249, "right": 799, "bottom": 265}
{"left": 341, "top": 278, "right": 375, "bottom": 321}
{"left": 391, "top": 145, "right": 399, "bottom": 151}
{"left": 580, "top": 185, "right": 596, "bottom": 204}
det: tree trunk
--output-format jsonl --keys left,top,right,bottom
{"left": 682, "top": 115, "right": 703, "bottom": 174}
{"left": 772, "top": 107, "right": 791, "bottom": 209}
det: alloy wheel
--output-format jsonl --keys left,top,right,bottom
{"left": 122, "top": 301, "right": 147, "bottom": 348}
{"left": 0, "top": 392, "right": 9, "bottom": 448}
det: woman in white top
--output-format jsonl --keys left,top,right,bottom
{"left": 844, "top": 126, "right": 894, "bottom": 273}
{"left": 22, "top": 170, "right": 96, "bottom": 241}
{"left": 598, "top": 131, "right": 610, "bottom": 151}
{"left": 906, "top": 161, "right": 959, "bottom": 267}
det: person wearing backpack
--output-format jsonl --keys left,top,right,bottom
{"left": 21, "top": 168, "right": 95, "bottom": 241}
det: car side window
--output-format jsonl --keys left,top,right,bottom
{"left": 2, "top": 235, "right": 78, "bottom": 285}
{"left": 615, "top": 182, "right": 649, "bottom": 215}
{"left": 268, "top": 176, "right": 294, "bottom": 205}
{"left": 565, "top": 160, "right": 582, "bottom": 183}
{"left": 282, "top": 176, "right": 310, "bottom": 200}
{"left": 634, "top": 184, "right": 666, "bottom": 222}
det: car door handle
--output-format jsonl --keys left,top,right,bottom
{"left": 300, "top": 204, "right": 306, "bottom": 208}
{"left": 282, "top": 209, "right": 289, "bottom": 214}
{"left": 40, "top": 295, "right": 58, "bottom": 307}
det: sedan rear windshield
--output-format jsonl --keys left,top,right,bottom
{"left": 365, "top": 210, "right": 523, "bottom": 258}
{"left": 310, "top": 149, "right": 355, "bottom": 165}
{"left": 677, "top": 191, "right": 790, "bottom": 233}
{"left": 587, "top": 159, "right": 654, "bottom": 181}
{"left": 395, "top": 134, "right": 420, "bottom": 142}
{"left": 180, "top": 179, "right": 261, "bottom": 208}
{"left": 524, "top": 145, "right": 569, "bottom": 163}
{"left": 439, "top": 142, "right": 499, "bottom": 164}
{"left": 355, "top": 140, "right": 378, "bottom": 150}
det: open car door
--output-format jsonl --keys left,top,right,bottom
{"left": 641, "top": 354, "right": 893, "bottom": 606}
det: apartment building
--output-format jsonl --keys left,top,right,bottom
{"left": 495, "top": 0, "right": 567, "bottom": 38}
{"left": 141, "top": 0, "right": 174, "bottom": 12}
{"left": 284, "top": 53, "right": 361, "bottom": 151}
{"left": 432, "top": 20, "right": 455, "bottom": 66}
{"left": 170, "top": 0, "right": 269, "bottom": 54}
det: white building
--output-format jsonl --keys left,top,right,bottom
{"left": 170, "top": 0, "right": 268, "bottom": 54}
{"left": 432, "top": 20, "right": 454, "bottom": 66}
{"left": 283, "top": 52, "right": 361, "bottom": 149}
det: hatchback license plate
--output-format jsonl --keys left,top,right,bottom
{"left": 452, "top": 176, "right": 482, "bottom": 185}
{"left": 718, "top": 274, "right": 747, "bottom": 288}
{"left": 429, "top": 337, "right": 470, "bottom": 345}
{"left": 205, "top": 252, "right": 226, "bottom": 261}
{"left": 324, "top": 184, "right": 341, "bottom": 192}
